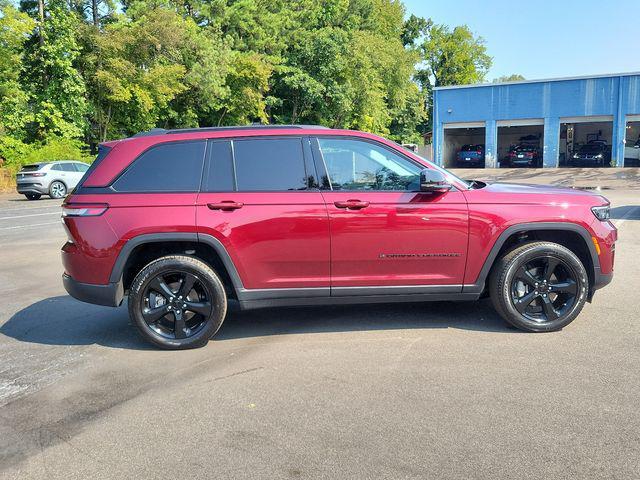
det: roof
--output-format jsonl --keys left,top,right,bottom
{"left": 433, "top": 71, "right": 640, "bottom": 91}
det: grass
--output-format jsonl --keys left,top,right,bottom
{"left": 0, "top": 168, "right": 14, "bottom": 193}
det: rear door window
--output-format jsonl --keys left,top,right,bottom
{"left": 233, "top": 138, "right": 307, "bottom": 191}
{"left": 203, "top": 137, "right": 309, "bottom": 192}
{"left": 113, "top": 141, "right": 206, "bottom": 192}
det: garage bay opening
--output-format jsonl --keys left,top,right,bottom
{"left": 559, "top": 118, "right": 613, "bottom": 167}
{"left": 442, "top": 124, "right": 485, "bottom": 168}
{"left": 624, "top": 119, "right": 640, "bottom": 167}
{"left": 497, "top": 121, "right": 544, "bottom": 168}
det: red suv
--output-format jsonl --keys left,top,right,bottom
{"left": 61, "top": 126, "right": 616, "bottom": 349}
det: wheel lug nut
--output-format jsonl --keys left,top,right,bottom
{"left": 167, "top": 305, "right": 172, "bottom": 310}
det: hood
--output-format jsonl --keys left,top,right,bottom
{"left": 465, "top": 182, "right": 609, "bottom": 206}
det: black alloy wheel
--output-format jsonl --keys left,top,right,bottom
{"left": 129, "top": 255, "right": 227, "bottom": 349}
{"left": 142, "top": 270, "right": 213, "bottom": 340}
{"left": 510, "top": 256, "right": 578, "bottom": 323}
{"left": 490, "top": 242, "right": 588, "bottom": 332}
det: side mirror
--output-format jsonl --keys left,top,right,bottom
{"left": 420, "top": 169, "right": 452, "bottom": 193}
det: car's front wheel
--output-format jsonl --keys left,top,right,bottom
{"left": 489, "top": 242, "right": 588, "bottom": 332}
{"left": 128, "top": 255, "right": 227, "bottom": 349}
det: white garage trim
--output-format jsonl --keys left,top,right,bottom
{"left": 626, "top": 114, "right": 640, "bottom": 122}
{"left": 560, "top": 115, "right": 614, "bottom": 124}
{"left": 443, "top": 122, "right": 485, "bottom": 129}
{"left": 496, "top": 119, "right": 544, "bottom": 127}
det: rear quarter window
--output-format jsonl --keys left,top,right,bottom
{"left": 112, "top": 141, "right": 206, "bottom": 192}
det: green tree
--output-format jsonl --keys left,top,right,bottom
{"left": 418, "top": 24, "right": 492, "bottom": 89}
{"left": 0, "top": 0, "right": 35, "bottom": 139}
{"left": 86, "top": 8, "right": 231, "bottom": 140}
{"left": 493, "top": 74, "right": 525, "bottom": 83}
{"left": 20, "top": 0, "right": 88, "bottom": 140}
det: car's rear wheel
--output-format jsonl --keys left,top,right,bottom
{"left": 24, "top": 193, "right": 41, "bottom": 200}
{"left": 49, "top": 181, "right": 67, "bottom": 199}
{"left": 128, "top": 255, "right": 227, "bottom": 349}
{"left": 489, "top": 242, "right": 588, "bottom": 332}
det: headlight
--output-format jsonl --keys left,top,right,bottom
{"left": 595, "top": 154, "right": 603, "bottom": 158}
{"left": 591, "top": 205, "right": 610, "bottom": 221}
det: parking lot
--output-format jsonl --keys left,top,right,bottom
{"left": 1, "top": 179, "right": 639, "bottom": 479}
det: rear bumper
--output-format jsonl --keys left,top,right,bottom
{"left": 62, "top": 273, "right": 124, "bottom": 307}
{"left": 17, "top": 183, "right": 48, "bottom": 194}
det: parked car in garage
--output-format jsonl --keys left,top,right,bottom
{"left": 16, "top": 161, "right": 90, "bottom": 200}
{"left": 570, "top": 141, "right": 610, "bottom": 167}
{"left": 624, "top": 137, "right": 640, "bottom": 166}
{"left": 456, "top": 144, "right": 485, "bottom": 167}
{"left": 507, "top": 144, "right": 542, "bottom": 167}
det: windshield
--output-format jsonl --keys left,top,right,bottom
{"left": 515, "top": 145, "right": 536, "bottom": 152}
{"left": 461, "top": 144, "right": 482, "bottom": 151}
{"left": 579, "top": 144, "right": 604, "bottom": 153}
{"left": 412, "top": 153, "right": 472, "bottom": 189}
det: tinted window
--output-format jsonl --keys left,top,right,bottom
{"left": 233, "top": 138, "right": 307, "bottom": 191}
{"left": 74, "top": 163, "right": 90, "bottom": 172}
{"left": 318, "top": 138, "right": 421, "bottom": 191}
{"left": 60, "top": 163, "right": 76, "bottom": 172}
{"left": 203, "top": 141, "right": 235, "bottom": 192}
{"left": 113, "top": 141, "right": 205, "bottom": 192}
{"left": 51, "top": 164, "right": 63, "bottom": 171}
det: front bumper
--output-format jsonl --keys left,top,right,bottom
{"left": 62, "top": 273, "right": 124, "bottom": 307}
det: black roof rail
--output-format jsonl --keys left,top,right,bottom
{"left": 131, "top": 124, "right": 330, "bottom": 138}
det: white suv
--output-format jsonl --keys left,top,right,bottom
{"left": 16, "top": 161, "right": 90, "bottom": 200}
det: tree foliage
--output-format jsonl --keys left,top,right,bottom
{"left": 0, "top": 0, "right": 494, "bottom": 162}
{"left": 493, "top": 74, "right": 525, "bottom": 83}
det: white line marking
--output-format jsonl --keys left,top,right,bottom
{"left": 0, "top": 211, "right": 60, "bottom": 220}
{"left": 0, "top": 221, "right": 60, "bottom": 231}
{"left": 0, "top": 203, "right": 61, "bottom": 212}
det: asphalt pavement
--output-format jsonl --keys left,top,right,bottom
{"left": 0, "top": 182, "right": 639, "bottom": 479}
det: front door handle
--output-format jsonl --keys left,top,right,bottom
{"left": 334, "top": 199, "right": 370, "bottom": 210}
{"left": 207, "top": 201, "right": 244, "bottom": 211}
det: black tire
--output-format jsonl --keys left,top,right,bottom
{"left": 128, "top": 255, "right": 227, "bottom": 349}
{"left": 489, "top": 242, "right": 588, "bottom": 332}
{"left": 49, "top": 181, "right": 67, "bottom": 199}
{"left": 24, "top": 193, "right": 41, "bottom": 200}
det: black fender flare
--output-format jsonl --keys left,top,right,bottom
{"left": 108, "top": 232, "right": 245, "bottom": 293}
{"left": 463, "top": 222, "right": 601, "bottom": 294}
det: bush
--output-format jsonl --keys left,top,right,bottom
{"left": 0, "top": 136, "right": 92, "bottom": 173}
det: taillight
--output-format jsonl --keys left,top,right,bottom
{"left": 23, "top": 172, "right": 46, "bottom": 177}
{"left": 476, "top": 150, "right": 482, "bottom": 155}
{"left": 62, "top": 203, "right": 108, "bottom": 217}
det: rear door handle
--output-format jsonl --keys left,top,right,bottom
{"left": 207, "top": 201, "right": 244, "bottom": 211}
{"left": 334, "top": 199, "right": 370, "bottom": 210}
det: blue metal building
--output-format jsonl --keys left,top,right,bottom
{"left": 432, "top": 72, "right": 640, "bottom": 168}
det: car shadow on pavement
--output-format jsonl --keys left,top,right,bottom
{"left": 1, "top": 295, "right": 516, "bottom": 349}
{"left": 610, "top": 205, "right": 640, "bottom": 220}
{"left": 216, "top": 299, "right": 517, "bottom": 341}
{"left": 1, "top": 296, "right": 153, "bottom": 350}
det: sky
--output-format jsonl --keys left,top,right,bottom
{"left": 403, "top": 0, "right": 640, "bottom": 82}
